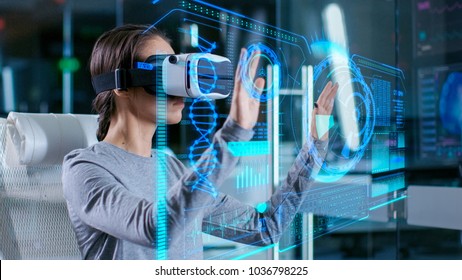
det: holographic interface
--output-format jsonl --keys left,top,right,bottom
{"left": 150, "top": 0, "right": 407, "bottom": 260}
{"left": 417, "top": 64, "right": 462, "bottom": 164}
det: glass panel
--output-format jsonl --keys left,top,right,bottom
{"left": 0, "top": 0, "right": 461, "bottom": 260}
{"left": 280, "top": 0, "right": 406, "bottom": 260}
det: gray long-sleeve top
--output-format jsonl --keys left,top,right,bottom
{"left": 62, "top": 118, "right": 327, "bottom": 259}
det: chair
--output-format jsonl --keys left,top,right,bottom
{"left": 0, "top": 112, "right": 98, "bottom": 259}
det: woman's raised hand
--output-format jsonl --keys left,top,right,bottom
{"left": 229, "top": 48, "right": 265, "bottom": 130}
{"left": 311, "top": 81, "right": 339, "bottom": 140}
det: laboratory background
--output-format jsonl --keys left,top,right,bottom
{"left": 0, "top": 0, "right": 461, "bottom": 260}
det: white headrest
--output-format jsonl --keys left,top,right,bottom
{"left": 6, "top": 112, "right": 98, "bottom": 165}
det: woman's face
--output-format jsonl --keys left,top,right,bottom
{"left": 132, "top": 37, "right": 185, "bottom": 125}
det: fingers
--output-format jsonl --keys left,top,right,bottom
{"left": 248, "top": 50, "right": 261, "bottom": 81}
{"left": 230, "top": 49, "right": 247, "bottom": 121}
{"left": 234, "top": 48, "right": 264, "bottom": 103}
{"left": 253, "top": 77, "right": 265, "bottom": 102}
{"left": 326, "top": 82, "right": 338, "bottom": 114}
{"left": 232, "top": 48, "right": 247, "bottom": 116}
{"left": 325, "top": 82, "right": 338, "bottom": 102}
{"left": 233, "top": 48, "right": 246, "bottom": 94}
{"left": 310, "top": 109, "right": 319, "bottom": 139}
{"left": 317, "top": 81, "right": 332, "bottom": 105}
{"left": 315, "top": 81, "right": 338, "bottom": 114}
{"left": 229, "top": 47, "right": 265, "bottom": 130}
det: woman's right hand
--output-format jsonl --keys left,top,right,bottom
{"left": 310, "top": 81, "right": 339, "bottom": 140}
{"left": 229, "top": 48, "right": 265, "bottom": 130}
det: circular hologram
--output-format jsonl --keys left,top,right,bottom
{"left": 240, "top": 42, "right": 281, "bottom": 102}
{"left": 309, "top": 54, "right": 376, "bottom": 182}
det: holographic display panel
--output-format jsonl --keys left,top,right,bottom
{"left": 149, "top": 0, "right": 407, "bottom": 260}
{"left": 414, "top": 0, "right": 462, "bottom": 56}
{"left": 417, "top": 64, "right": 462, "bottom": 164}
{"left": 351, "top": 55, "right": 406, "bottom": 174}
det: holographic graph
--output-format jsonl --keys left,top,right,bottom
{"left": 235, "top": 162, "right": 270, "bottom": 193}
{"left": 415, "top": 0, "right": 462, "bottom": 55}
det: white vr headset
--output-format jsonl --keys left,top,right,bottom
{"left": 92, "top": 53, "right": 233, "bottom": 99}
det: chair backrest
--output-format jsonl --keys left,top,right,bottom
{"left": 0, "top": 112, "right": 98, "bottom": 259}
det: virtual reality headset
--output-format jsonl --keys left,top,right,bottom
{"left": 92, "top": 53, "right": 233, "bottom": 99}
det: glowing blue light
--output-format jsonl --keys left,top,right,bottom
{"left": 256, "top": 202, "right": 267, "bottom": 213}
{"left": 372, "top": 173, "right": 405, "bottom": 197}
{"left": 240, "top": 42, "right": 281, "bottom": 101}
{"left": 188, "top": 98, "right": 219, "bottom": 197}
{"left": 227, "top": 141, "right": 270, "bottom": 156}
{"left": 155, "top": 86, "right": 168, "bottom": 259}
{"left": 310, "top": 40, "right": 348, "bottom": 58}
{"left": 136, "top": 62, "right": 154, "bottom": 70}
{"left": 369, "top": 195, "right": 407, "bottom": 211}
{"left": 310, "top": 54, "right": 375, "bottom": 183}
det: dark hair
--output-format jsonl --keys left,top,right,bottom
{"left": 90, "top": 24, "right": 170, "bottom": 141}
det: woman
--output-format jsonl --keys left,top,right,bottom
{"left": 62, "top": 24, "right": 338, "bottom": 260}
